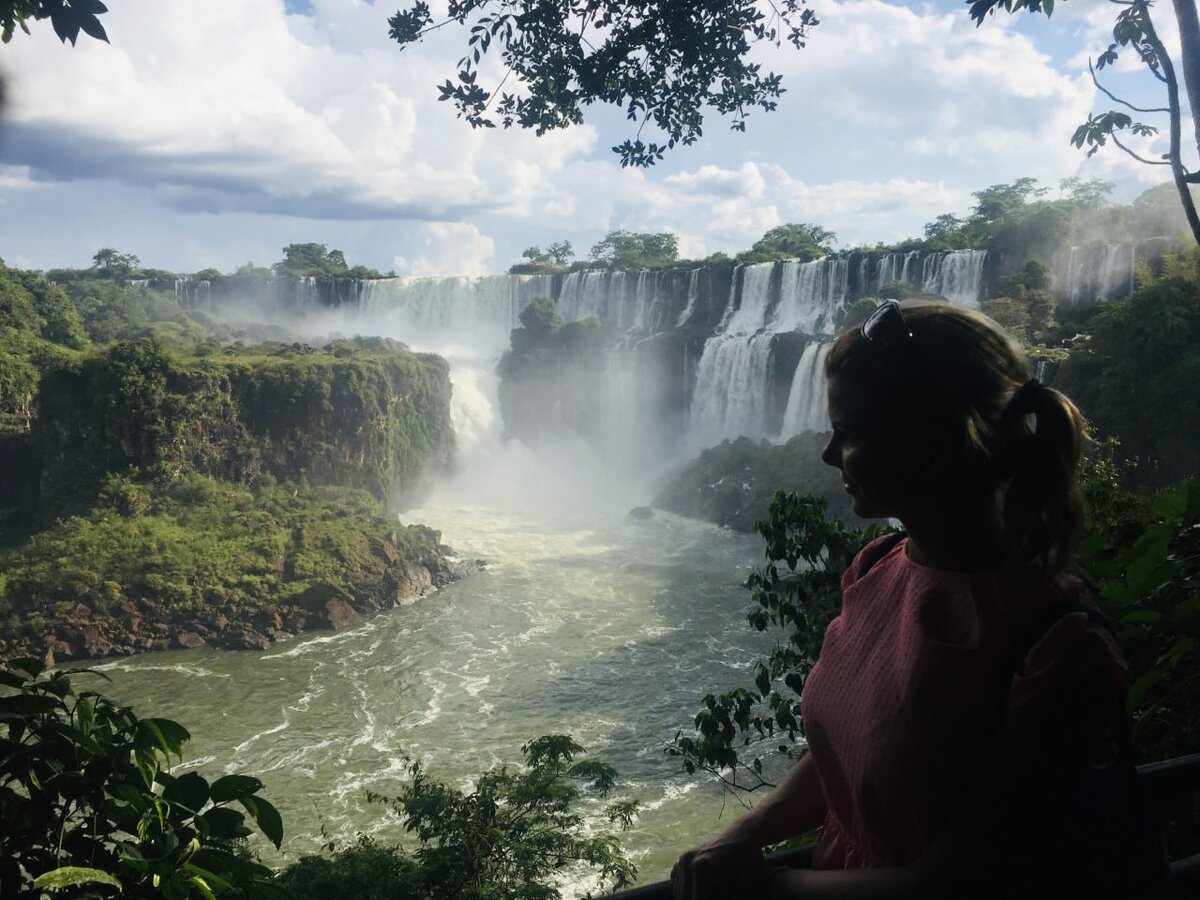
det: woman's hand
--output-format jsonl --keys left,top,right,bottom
{"left": 671, "top": 839, "right": 771, "bottom": 900}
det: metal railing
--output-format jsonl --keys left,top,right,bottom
{"left": 612, "top": 753, "right": 1200, "bottom": 899}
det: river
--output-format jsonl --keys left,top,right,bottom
{"left": 95, "top": 441, "right": 778, "bottom": 887}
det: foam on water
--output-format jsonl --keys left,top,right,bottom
{"left": 97, "top": 476, "right": 773, "bottom": 882}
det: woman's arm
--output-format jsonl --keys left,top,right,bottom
{"left": 672, "top": 753, "right": 828, "bottom": 900}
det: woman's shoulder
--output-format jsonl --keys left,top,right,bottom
{"left": 1005, "top": 578, "right": 1129, "bottom": 711}
{"left": 842, "top": 531, "right": 908, "bottom": 591}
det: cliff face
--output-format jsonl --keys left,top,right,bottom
{"left": 30, "top": 340, "right": 454, "bottom": 522}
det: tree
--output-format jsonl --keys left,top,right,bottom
{"left": 517, "top": 295, "right": 562, "bottom": 335}
{"left": 0, "top": 660, "right": 282, "bottom": 897}
{"left": 588, "top": 230, "right": 678, "bottom": 268}
{"left": 388, "top": 0, "right": 818, "bottom": 167}
{"left": 546, "top": 240, "right": 574, "bottom": 265}
{"left": 971, "top": 0, "right": 1200, "bottom": 246}
{"left": 274, "top": 243, "right": 351, "bottom": 277}
{"left": 923, "top": 213, "right": 969, "bottom": 248}
{"left": 1, "top": 0, "right": 109, "bottom": 45}
{"left": 738, "top": 223, "right": 836, "bottom": 264}
{"left": 360, "top": 735, "right": 637, "bottom": 899}
{"left": 90, "top": 248, "right": 140, "bottom": 278}
{"left": 1058, "top": 176, "right": 1115, "bottom": 208}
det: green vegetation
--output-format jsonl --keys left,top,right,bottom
{"left": 0, "top": 473, "right": 450, "bottom": 657}
{"left": 588, "top": 230, "right": 679, "bottom": 269}
{"left": 669, "top": 492, "right": 883, "bottom": 791}
{"left": 0, "top": 663, "right": 636, "bottom": 900}
{"left": 1, "top": 659, "right": 282, "bottom": 898}
{"left": 736, "top": 224, "right": 836, "bottom": 265}
{"left": 272, "top": 243, "right": 383, "bottom": 280}
{"left": 280, "top": 735, "right": 635, "bottom": 900}
{"left": 0, "top": 260, "right": 455, "bottom": 662}
{"left": 1057, "top": 264, "right": 1200, "bottom": 488}
{"left": 389, "top": 0, "right": 814, "bottom": 167}
{"left": 508, "top": 241, "right": 575, "bottom": 275}
{"left": 26, "top": 337, "right": 452, "bottom": 524}
{"left": 972, "top": 0, "right": 1200, "bottom": 246}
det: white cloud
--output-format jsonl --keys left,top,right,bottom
{"left": 394, "top": 222, "right": 495, "bottom": 276}
{"left": 0, "top": 0, "right": 1166, "bottom": 271}
{"left": 2, "top": 0, "right": 596, "bottom": 222}
{"left": 0, "top": 164, "right": 33, "bottom": 190}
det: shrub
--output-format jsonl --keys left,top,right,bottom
{"left": 0, "top": 660, "right": 282, "bottom": 898}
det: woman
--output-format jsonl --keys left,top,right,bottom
{"left": 671, "top": 301, "right": 1129, "bottom": 899}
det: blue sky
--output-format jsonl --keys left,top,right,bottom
{"left": 0, "top": 0, "right": 1186, "bottom": 275}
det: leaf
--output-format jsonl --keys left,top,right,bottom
{"left": 240, "top": 795, "right": 284, "bottom": 849}
{"left": 137, "top": 718, "right": 191, "bottom": 758}
{"left": 198, "top": 807, "right": 251, "bottom": 840}
{"left": 188, "top": 876, "right": 217, "bottom": 900}
{"left": 33, "top": 867, "right": 123, "bottom": 890}
{"left": 1151, "top": 488, "right": 1187, "bottom": 521}
{"left": 0, "top": 694, "right": 62, "bottom": 718}
{"left": 7, "top": 657, "right": 45, "bottom": 678}
{"left": 78, "top": 14, "right": 108, "bottom": 43}
{"left": 161, "top": 771, "right": 210, "bottom": 812}
{"left": 209, "top": 774, "right": 264, "bottom": 802}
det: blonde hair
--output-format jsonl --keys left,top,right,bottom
{"left": 825, "top": 303, "right": 1087, "bottom": 572}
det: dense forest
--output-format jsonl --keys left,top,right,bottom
{"left": 0, "top": 254, "right": 462, "bottom": 664}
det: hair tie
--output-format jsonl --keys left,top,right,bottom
{"left": 1011, "top": 378, "right": 1043, "bottom": 414}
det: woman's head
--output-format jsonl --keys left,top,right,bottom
{"left": 822, "top": 302, "right": 1087, "bottom": 571}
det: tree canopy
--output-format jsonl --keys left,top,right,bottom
{"left": 588, "top": 230, "right": 679, "bottom": 268}
{"left": 90, "top": 248, "right": 140, "bottom": 278}
{"left": 388, "top": 0, "right": 817, "bottom": 167}
{"left": 738, "top": 223, "right": 836, "bottom": 264}
{"left": 272, "top": 243, "right": 381, "bottom": 279}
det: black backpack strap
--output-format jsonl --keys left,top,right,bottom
{"left": 1000, "top": 602, "right": 1131, "bottom": 758}
{"left": 855, "top": 531, "right": 907, "bottom": 580}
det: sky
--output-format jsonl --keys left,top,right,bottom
{"left": 0, "top": 0, "right": 1187, "bottom": 276}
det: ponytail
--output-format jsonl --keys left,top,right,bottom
{"left": 996, "top": 378, "right": 1087, "bottom": 572}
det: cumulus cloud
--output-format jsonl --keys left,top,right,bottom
{"left": 0, "top": 0, "right": 1161, "bottom": 271}
{"left": 1, "top": 0, "right": 595, "bottom": 223}
{"left": 394, "top": 222, "right": 496, "bottom": 277}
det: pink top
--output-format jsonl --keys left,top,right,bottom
{"left": 801, "top": 537, "right": 1128, "bottom": 870}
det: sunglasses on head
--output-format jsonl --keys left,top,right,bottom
{"left": 860, "top": 299, "right": 913, "bottom": 347}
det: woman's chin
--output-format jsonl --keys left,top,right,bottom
{"left": 849, "top": 494, "right": 887, "bottom": 520}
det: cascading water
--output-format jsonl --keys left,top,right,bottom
{"left": 778, "top": 342, "right": 832, "bottom": 438}
{"left": 770, "top": 258, "right": 848, "bottom": 332}
{"left": 676, "top": 269, "right": 700, "bottom": 327}
{"left": 1062, "top": 243, "right": 1134, "bottom": 304}
{"left": 688, "top": 264, "right": 777, "bottom": 445}
{"left": 921, "top": 249, "right": 987, "bottom": 307}
{"left": 687, "top": 249, "right": 986, "bottom": 446}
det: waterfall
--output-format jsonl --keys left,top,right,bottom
{"left": 676, "top": 269, "right": 701, "bottom": 327}
{"left": 921, "top": 249, "right": 987, "bottom": 307}
{"left": 689, "top": 331, "right": 776, "bottom": 445}
{"left": 724, "top": 263, "right": 775, "bottom": 332}
{"left": 771, "top": 258, "right": 849, "bottom": 333}
{"left": 232, "top": 253, "right": 992, "bottom": 463}
{"left": 358, "top": 274, "right": 555, "bottom": 346}
{"left": 778, "top": 342, "right": 832, "bottom": 438}
{"left": 1061, "top": 243, "right": 1133, "bottom": 305}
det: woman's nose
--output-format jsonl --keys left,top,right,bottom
{"left": 820, "top": 437, "right": 839, "bottom": 468}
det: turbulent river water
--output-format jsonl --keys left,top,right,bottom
{"left": 95, "top": 446, "right": 778, "bottom": 886}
